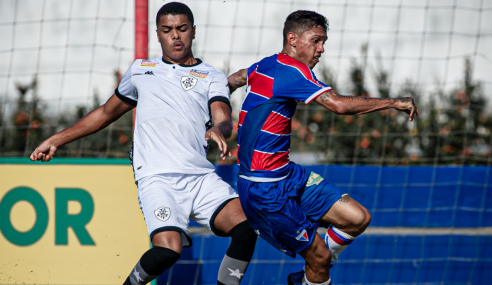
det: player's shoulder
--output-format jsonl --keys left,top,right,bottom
{"left": 276, "top": 53, "right": 316, "bottom": 80}
{"left": 127, "top": 57, "right": 161, "bottom": 74}
{"left": 195, "top": 60, "right": 227, "bottom": 81}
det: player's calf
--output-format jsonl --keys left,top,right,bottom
{"left": 123, "top": 246, "right": 180, "bottom": 285}
{"left": 299, "top": 234, "right": 333, "bottom": 285}
{"left": 217, "top": 220, "right": 257, "bottom": 285}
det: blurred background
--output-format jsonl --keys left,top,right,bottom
{"left": 0, "top": 0, "right": 491, "bottom": 284}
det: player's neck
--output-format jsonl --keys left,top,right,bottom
{"left": 280, "top": 49, "right": 296, "bottom": 61}
{"left": 161, "top": 52, "right": 197, "bottom": 66}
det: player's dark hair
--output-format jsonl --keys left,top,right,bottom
{"left": 283, "top": 10, "right": 329, "bottom": 45}
{"left": 156, "top": 2, "right": 194, "bottom": 27}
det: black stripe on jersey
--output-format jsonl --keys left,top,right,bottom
{"left": 115, "top": 87, "right": 137, "bottom": 107}
{"left": 208, "top": 96, "right": 232, "bottom": 110}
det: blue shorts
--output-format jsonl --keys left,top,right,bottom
{"left": 237, "top": 163, "right": 344, "bottom": 258}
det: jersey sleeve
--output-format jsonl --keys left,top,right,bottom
{"left": 115, "top": 62, "right": 138, "bottom": 106}
{"left": 274, "top": 63, "right": 332, "bottom": 104}
{"left": 208, "top": 73, "right": 231, "bottom": 109}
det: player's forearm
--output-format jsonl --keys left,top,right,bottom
{"left": 46, "top": 106, "right": 114, "bottom": 147}
{"left": 215, "top": 120, "right": 233, "bottom": 139}
{"left": 317, "top": 90, "right": 401, "bottom": 115}
{"left": 228, "top": 69, "right": 247, "bottom": 94}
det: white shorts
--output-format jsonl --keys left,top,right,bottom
{"left": 137, "top": 172, "right": 239, "bottom": 247}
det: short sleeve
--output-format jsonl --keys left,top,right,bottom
{"left": 208, "top": 73, "right": 231, "bottom": 109}
{"left": 115, "top": 63, "right": 137, "bottom": 106}
{"left": 274, "top": 57, "right": 332, "bottom": 104}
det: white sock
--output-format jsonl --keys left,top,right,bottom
{"left": 303, "top": 274, "right": 332, "bottom": 285}
{"left": 324, "top": 225, "right": 355, "bottom": 263}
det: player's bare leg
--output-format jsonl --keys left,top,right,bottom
{"left": 288, "top": 195, "right": 370, "bottom": 285}
{"left": 123, "top": 232, "right": 182, "bottom": 285}
{"left": 298, "top": 233, "right": 332, "bottom": 284}
{"left": 213, "top": 198, "right": 257, "bottom": 285}
{"left": 319, "top": 194, "right": 371, "bottom": 265}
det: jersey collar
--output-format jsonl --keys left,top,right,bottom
{"left": 161, "top": 57, "right": 202, "bottom": 67}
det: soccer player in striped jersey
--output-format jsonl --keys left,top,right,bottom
{"left": 30, "top": 3, "right": 256, "bottom": 285}
{"left": 228, "top": 10, "right": 419, "bottom": 285}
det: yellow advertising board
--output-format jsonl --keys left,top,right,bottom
{"left": 0, "top": 158, "right": 150, "bottom": 284}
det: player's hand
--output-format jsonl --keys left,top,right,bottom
{"left": 30, "top": 140, "right": 58, "bottom": 162}
{"left": 394, "top": 97, "right": 419, "bottom": 121}
{"left": 205, "top": 127, "right": 232, "bottom": 160}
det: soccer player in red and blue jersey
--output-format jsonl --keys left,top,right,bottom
{"left": 228, "top": 10, "right": 419, "bottom": 285}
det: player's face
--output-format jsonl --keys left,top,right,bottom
{"left": 156, "top": 14, "right": 195, "bottom": 62}
{"left": 295, "top": 25, "right": 327, "bottom": 69}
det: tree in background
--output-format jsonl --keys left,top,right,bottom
{"left": 4, "top": 78, "right": 46, "bottom": 156}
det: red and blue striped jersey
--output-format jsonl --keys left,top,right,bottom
{"left": 237, "top": 53, "right": 332, "bottom": 181}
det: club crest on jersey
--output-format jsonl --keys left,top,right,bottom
{"left": 189, "top": 69, "right": 209, "bottom": 78}
{"left": 140, "top": 60, "right": 156, "bottom": 67}
{"left": 295, "top": 229, "right": 309, "bottom": 242}
{"left": 154, "top": 207, "right": 171, "bottom": 222}
{"left": 181, "top": 75, "right": 198, "bottom": 91}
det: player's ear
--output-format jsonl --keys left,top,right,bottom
{"left": 156, "top": 30, "right": 161, "bottom": 43}
{"left": 192, "top": 25, "right": 196, "bottom": 40}
{"left": 287, "top": 32, "right": 297, "bottom": 47}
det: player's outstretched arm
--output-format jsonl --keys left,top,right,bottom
{"left": 206, "top": 101, "right": 233, "bottom": 160}
{"left": 30, "top": 94, "right": 134, "bottom": 162}
{"left": 227, "top": 68, "right": 248, "bottom": 95}
{"left": 315, "top": 89, "right": 419, "bottom": 121}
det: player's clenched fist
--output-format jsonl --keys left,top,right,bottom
{"left": 30, "top": 140, "right": 58, "bottom": 162}
{"left": 394, "top": 97, "right": 419, "bottom": 121}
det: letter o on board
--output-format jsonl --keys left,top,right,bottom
{"left": 0, "top": 187, "right": 49, "bottom": 246}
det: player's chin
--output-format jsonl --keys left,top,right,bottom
{"left": 308, "top": 61, "right": 318, "bottom": 69}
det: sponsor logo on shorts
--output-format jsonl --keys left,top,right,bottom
{"left": 154, "top": 207, "right": 171, "bottom": 222}
{"left": 140, "top": 60, "right": 156, "bottom": 67}
{"left": 306, "top": 172, "right": 324, "bottom": 187}
{"left": 189, "top": 69, "right": 209, "bottom": 78}
{"left": 295, "top": 229, "right": 309, "bottom": 242}
{"left": 181, "top": 75, "right": 198, "bottom": 91}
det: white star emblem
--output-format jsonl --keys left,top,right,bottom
{"left": 133, "top": 268, "right": 144, "bottom": 282}
{"left": 228, "top": 268, "right": 244, "bottom": 279}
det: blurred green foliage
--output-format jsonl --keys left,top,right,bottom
{"left": 1, "top": 51, "right": 491, "bottom": 165}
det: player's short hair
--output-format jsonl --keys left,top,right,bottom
{"left": 283, "top": 10, "right": 329, "bottom": 45}
{"left": 156, "top": 2, "right": 194, "bottom": 27}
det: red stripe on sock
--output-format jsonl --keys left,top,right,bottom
{"left": 328, "top": 228, "right": 352, "bottom": 246}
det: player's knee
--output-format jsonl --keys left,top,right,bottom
{"left": 228, "top": 220, "right": 257, "bottom": 258}
{"left": 343, "top": 206, "right": 371, "bottom": 235}
{"left": 140, "top": 246, "right": 181, "bottom": 275}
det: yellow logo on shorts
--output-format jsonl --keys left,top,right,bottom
{"left": 306, "top": 172, "right": 324, "bottom": 187}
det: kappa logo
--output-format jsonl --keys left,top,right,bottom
{"left": 295, "top": 229, "right": 309, "bottom": 242}
{"left": 189, "top": 69, "right": 209, "bottom": 78}
{"left": 181, "top": 75, "right": 198, "bottom": 91}
{"left": 144, "top": 71, "right": 154, "bottom": 75}
{"left": 140, "top": 60, "right": 156, "bottom": 67}
{"left": 228, "top": 268, "right": 244, "bottom": 279}
{"left": 133, "top": 268, "right": 144, "bottom": 282}
{"left": 154, "top": 207, "right": 171, "bottom": 222}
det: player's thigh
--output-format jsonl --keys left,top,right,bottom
{"left": 298, "top": 172, "right": 344, "bottom": 224}
{"left": 137, "top": 175, "right": 191, "bottom": 248}
{"left": 212, "top": 198, "right": 247, "bottom": 235}
{"left": 190, "top": 172, "right": 240, "bottom": 235}
{"left": 318, "top": 194, "right": 370, "bottom": 229}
